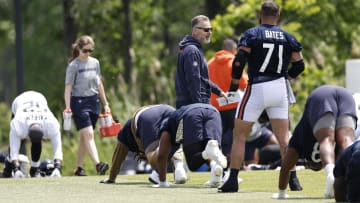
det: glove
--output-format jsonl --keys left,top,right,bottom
{"left": 100, "top": 178, "right": 115, "bottom": 184}
{"left": 272, "top": 190, "right": 289, "bottom": 199}
{"left": 13, "top": 167, "right": 25, "bottom": 178}
{"left": 50, "top": 168, "right": 61, "bottom": 178}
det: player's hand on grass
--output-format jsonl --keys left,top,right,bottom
{"left": 272, "top": 190, "right": 289, "bottom": 199}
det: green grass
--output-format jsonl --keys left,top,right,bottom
{"left": 0, "top": 169, "right": 336, "bottom": 203}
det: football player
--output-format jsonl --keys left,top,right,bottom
{"left": 334, "top": 140, "right": 360, "bottom": 202}
{"left": 274, "top": 85, "right": 356, "bottom": 199}
{"left": 219, "top": 1, "right": 304, "bottom": 193}
{"left": 100, "top": 104, "right": 188, "bottom": 185}
{"left": 156, "top": 103, "right": 227, "bottom": 188}
{"left": 7, "top": 91, "right": 63, "bottom": 178}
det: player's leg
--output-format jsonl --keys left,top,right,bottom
{"left": 219, "top": 84, "right": 262, "bottom": 192}
{"left": 313, "top": 113, "right": 336, "bottom": 198}
{"left": 28, "top": 124, "right": 44, "bottom": 178}
{"left": 334, "top": 115, "right": 355, "bottom": 156}
{"left": 273, "top": 147, "right": 299, "bottom": 199}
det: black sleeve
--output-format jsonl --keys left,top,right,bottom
{"left": 231, "top": 49, "right": 248, "bottom": 79}
{"left": 288, "top": 59, "right": 305, "bottom": 78}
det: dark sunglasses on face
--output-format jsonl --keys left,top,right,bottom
{"left": 196, "top": 27, "right": 213, "bottom": 32}
{"left": 81, "top": 48, "right": 93, "bottom": 53}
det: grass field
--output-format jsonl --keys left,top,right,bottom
{"left": 0, "top": 169, "right": 335, "bottom": 203}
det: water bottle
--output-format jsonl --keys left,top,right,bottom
{"left": 104, "top": 112, "right": 113, "bottom": 127}
{"left": 63, "top": 109, "right": 72, "bottom": 131}
{"left": 99, "top": 114, "right": 106, "bottom": 128}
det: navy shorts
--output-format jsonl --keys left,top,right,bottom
{"left": 70, "top": 94, "right": 100, "bottom": 130}
{"left": 182, "top": 108, "right": 222, "bottom": 147}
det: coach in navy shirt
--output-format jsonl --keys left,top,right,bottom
{"left": 175, "top": 15, "right": 226, "bottom": 109}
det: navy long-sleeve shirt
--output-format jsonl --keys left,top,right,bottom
{"left": 175, "top": 35, "right": 222, "bottom": 108}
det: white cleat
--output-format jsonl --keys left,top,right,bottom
{"left": 148, "top": 170, "right": 160, "bottom": 184}
{"left": 204, "top": 164, "right": 223, "bottom": 188}
{"left": 202, "top": 140, "right": 227, "bottom": 168}
{"left": 174, "top": 167, "right": 187, "bottom": 184}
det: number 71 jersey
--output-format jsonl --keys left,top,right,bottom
{"left": 239, "top": 24, "right": 302, "bottom": 79}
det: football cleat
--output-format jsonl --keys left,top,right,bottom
{"left": 2, "top": 157, "right": 14, "bottom": 178}
{"left": 148, "top": 170, "right": 159, "bottom": 184}
{"left": 205, "top": 163, "right": 222, "bottom": 188}
{"left": 221, "top": 170, "right": 243, "bottom": 184}
{"left": 218, "top": 175, "right": 239, "bottom": 192}
{"left": 202, "top": 140, "right": 227, "bottom": 168}
{"left": 289, "top": 171, "right": 303, "bottom": 191}
{"left": 29, "top": 166, "right": 41, "bottom": 178}
{"left": 174, "top": 167, "right": 187, "bottom": 184}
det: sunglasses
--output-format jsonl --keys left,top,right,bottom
{"left": 196, "top": 27, "right": 213, "bottom": 33}
{"left": 81, "top": 48, "right": 94, "bottom": 53}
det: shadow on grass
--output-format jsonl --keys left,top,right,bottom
{"left": 286, "top": 197, "right": 326, "bottom": 200}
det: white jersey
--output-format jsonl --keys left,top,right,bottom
{"left": 10, "top": 91, "right": 62, "bottom": 161}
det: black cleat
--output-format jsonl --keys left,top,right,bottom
{"left": 2, "top": 158, "right": 14, "bottom": 178}
{"left": 289, "top": 171, "right": 303, "bottom": 191}
{"left": 218, "top": 176, "right": 238, "bottom": 193}
{"left": 30, "top": 166, "right": 41, "bottom": 178}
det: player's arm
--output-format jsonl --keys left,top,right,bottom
{"left": 157, "top": 131, "right": 172, "bottom": 184}
{"left": 64, "top": 84, "right": 72, "bottom": 110}
{"left": 229, "top": 46, "right": 250, "bottom": 91}
{"left": 183, "top": 52, "right": 202, "bottom": 103}
{"left": 288, "top": 52, "right": 304, "bottom": 79}
{"left": 110, "top": 142, "right": 129, "bottom": 183}
{"left": 98, "top": 80, "right": 110, "bottom": 113}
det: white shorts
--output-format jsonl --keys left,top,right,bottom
{"left": 235, "top": 77, "right": 288, "bottom": 122}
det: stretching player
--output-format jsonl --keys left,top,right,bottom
{"left": 156, "top": 103, "right": 227, "bottom": 188}
{"left": 5, "top": 91, "right": 63, "bottom": 178}
{"left": 100, "top": 104, "right": 187, "bottom": 184}
{"left": 274, "top": 85, "right": 356, "bottom": 199}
